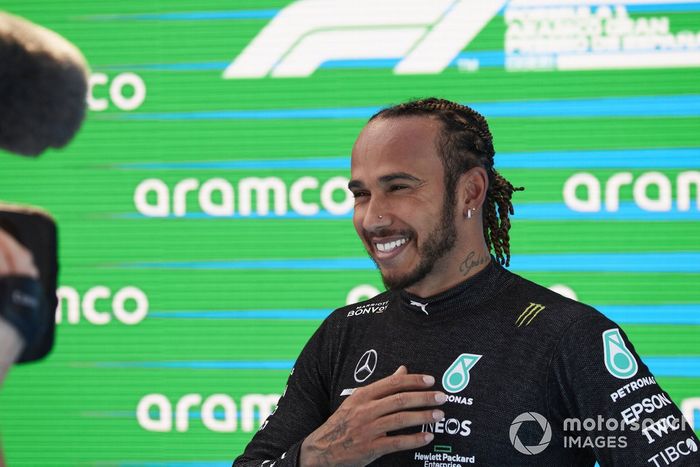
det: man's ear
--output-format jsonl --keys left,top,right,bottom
{"left": 458, "top": 167, "right": 489, "bottom": 216}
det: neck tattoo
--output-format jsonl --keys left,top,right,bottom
{"left": 459, "top": 251, "right": 489, "bottom": 277}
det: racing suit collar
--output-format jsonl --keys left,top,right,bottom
{"left": 396, "top": 256, "right": 506, "bottom": 318}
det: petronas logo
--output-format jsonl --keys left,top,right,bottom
{"left": 516, "top": 303, "right": 546, "bottom": 327}
{"left": 442, "top": 354, "right": 482, "bottom": 394}
{"left": 603, "top": 328, "right": 638, "bottom": 379}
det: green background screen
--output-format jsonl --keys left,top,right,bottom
{"left": 0, "top": 0, "right": 698, "bottom": 465}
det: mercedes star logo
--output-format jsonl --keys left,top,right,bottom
{"left": 354, "top": 349, "right": 378, "bottom": 383}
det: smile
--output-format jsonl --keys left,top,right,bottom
{"left": 375, "top": 237, "right": 407, "bottom": 252}
{"left": 372, "top": 236, "right": 410, "bottom": 260}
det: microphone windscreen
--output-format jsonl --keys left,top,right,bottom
{"left": 0, "top": 12, "right": 89, "bottom": 156}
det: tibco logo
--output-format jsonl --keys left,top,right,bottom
{"left": 88, "top": 72, "right": 146, "bottom": 111}
{"left": 563, "top": 171, "right": 700, "bottom": 212}
{"left": 56, "top": 286, "right": 148, "bottom": 325}
{"left": 223, "top": 0, "right": 504, "bottom": 78}
{"left": 137, "top": 393, "right": 280, "bottom": 433}
{"left": 134, "top": 176, "right": 352, "bottom": 218}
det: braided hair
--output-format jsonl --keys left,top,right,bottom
{"left": 369, "top": 97, "right": 524, "bottom": 266}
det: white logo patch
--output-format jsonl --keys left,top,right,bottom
{"left": 410, "top": 300, "right": 429, "bottom": 315}
{"left": 223, "top": 0, "right": 506, "bottom": 78}
{"left": 354, "top": 349, "right": 378, "bottom": 383}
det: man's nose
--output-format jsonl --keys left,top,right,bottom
{"left": 362, "top": 196, "right": 392, "bottom": 232}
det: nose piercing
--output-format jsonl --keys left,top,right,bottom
{"left": 378, "top": 215, "right": 383, "bottom": 219}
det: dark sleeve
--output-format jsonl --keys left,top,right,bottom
{"left": 233, "top": 318, "right": 335, "bottom": 467}
{"left": 548, "top": 312, "right": 700, "bottom": 467}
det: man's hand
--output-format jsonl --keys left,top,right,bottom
{"left": 0, "top": 229, "right": 37, "bottom": 381}
{"left": 299, "top": 365, "right": 447, "bottom": 467}
{"left": 0, "top": 229, "right": 38, "bottom": 278}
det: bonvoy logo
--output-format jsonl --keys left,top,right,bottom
{"left": 346, "top": 300, "right": 388, "bottom": 317}
{"left": 223, "top": 0, "right": 505, "bottom": 78}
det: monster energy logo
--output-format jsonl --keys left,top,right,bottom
{"left": 516, "top": 303, "right": 546, "bottom": 327}
{"left": 603, "top": 328, "right": 638, "bottom": 379}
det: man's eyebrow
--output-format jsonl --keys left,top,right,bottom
{"left": 348, "top": 173, "right": 422, "bottom": 190}
{"left": 348, "top": 180, "right": 364, "bottom": 190}
{"left": 378, "top": 172, "right": 422, "bottom": 184}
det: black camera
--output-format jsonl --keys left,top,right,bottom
{"left": 0, "top": 204, "right": 58, "bottom": 363}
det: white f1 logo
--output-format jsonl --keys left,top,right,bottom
{"left": 223, "top": 0, "right": 506, "bottom": 78}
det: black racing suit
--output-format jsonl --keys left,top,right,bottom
{"left": 234, "top": 260, "right": 700, "bottom": 466}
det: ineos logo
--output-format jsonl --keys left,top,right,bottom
{"left": 354, "top": 349, "right": 378, "bottom": 383}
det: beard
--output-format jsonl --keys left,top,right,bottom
{"left": 371, "top": 193, "right": 458, "bottom": 291}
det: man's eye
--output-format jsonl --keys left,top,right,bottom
{"left": 389, "top": 185, "right": 408, "bottom": 191}
{"left": 352, "top": 191, "right": 369, "bottom": 198}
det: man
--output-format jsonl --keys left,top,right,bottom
{"left": 234, "top": 98, "right": 699, "bottom": 466}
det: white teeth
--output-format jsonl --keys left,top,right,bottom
{"left": 375, "top": 238, "right": 407, "bottom": 253}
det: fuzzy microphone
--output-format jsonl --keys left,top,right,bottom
{"left": 0, "top": 11, "right": 89, "bottom": 156}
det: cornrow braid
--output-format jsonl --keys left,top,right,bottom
{"left": 369, "top": 97, "right": 524, "bottom": 266}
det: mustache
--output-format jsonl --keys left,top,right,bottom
{"left": 364, "top": 229, "right": 414, "bottom": 240}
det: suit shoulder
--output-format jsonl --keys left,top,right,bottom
{"left": 325, "top": 291, "right": 393, "bottom": 323}
{"left": 504, "top": 271, "right": 610, "bottom": 333}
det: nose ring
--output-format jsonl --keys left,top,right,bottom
{"left": 378, "top": 215, "right": 383, "bottom": 219}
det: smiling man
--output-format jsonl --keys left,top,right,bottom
{"left": 234, "top": 98, "right": 699, "bottom": 466}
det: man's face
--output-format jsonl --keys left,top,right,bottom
{"left": 349, "top": 117, "right": 458, "bottom": 290}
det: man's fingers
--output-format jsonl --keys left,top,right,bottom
{"left": 0, "top": 229, "right": 38, "bottom": 278}
{"left": 371, "top": 390, "right": 447, "bottom": 418}
{"left": 0, "top": 245, "right": 8, "bottom": 275}
{"left": 357, "top": 371, "right": 436, "bottom": 400}
{"left": 371, "top": 432, "right": 434, "bottom": 459}
{"left": 372, "top": 408, "right": 444, "bottom": 435}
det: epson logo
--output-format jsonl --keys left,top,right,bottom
{"left": 88, "top": 72, "right": 146, "bottom": 111}
{"left": 347, "top": 301, "right": 388, "bottom": 317}
{"left": 620, "top": 392, "right": 672, "bottom": 426}
{"left": 134, "top": 176, "right": 352, "bottom": 218}
{"left": 56, "top": 286, "right": 148, "bottom": 325}
{"left": 422, "top": 417, "right": 472, "bottom": 437}
{"left": 223, "top": 0, "right": 504, "bottom": 78}
{"left": 563, "top": 171, "right": 700, "bottom": 212}
{"left": 137, "top": 393, "right": 280, "bottom": 433}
